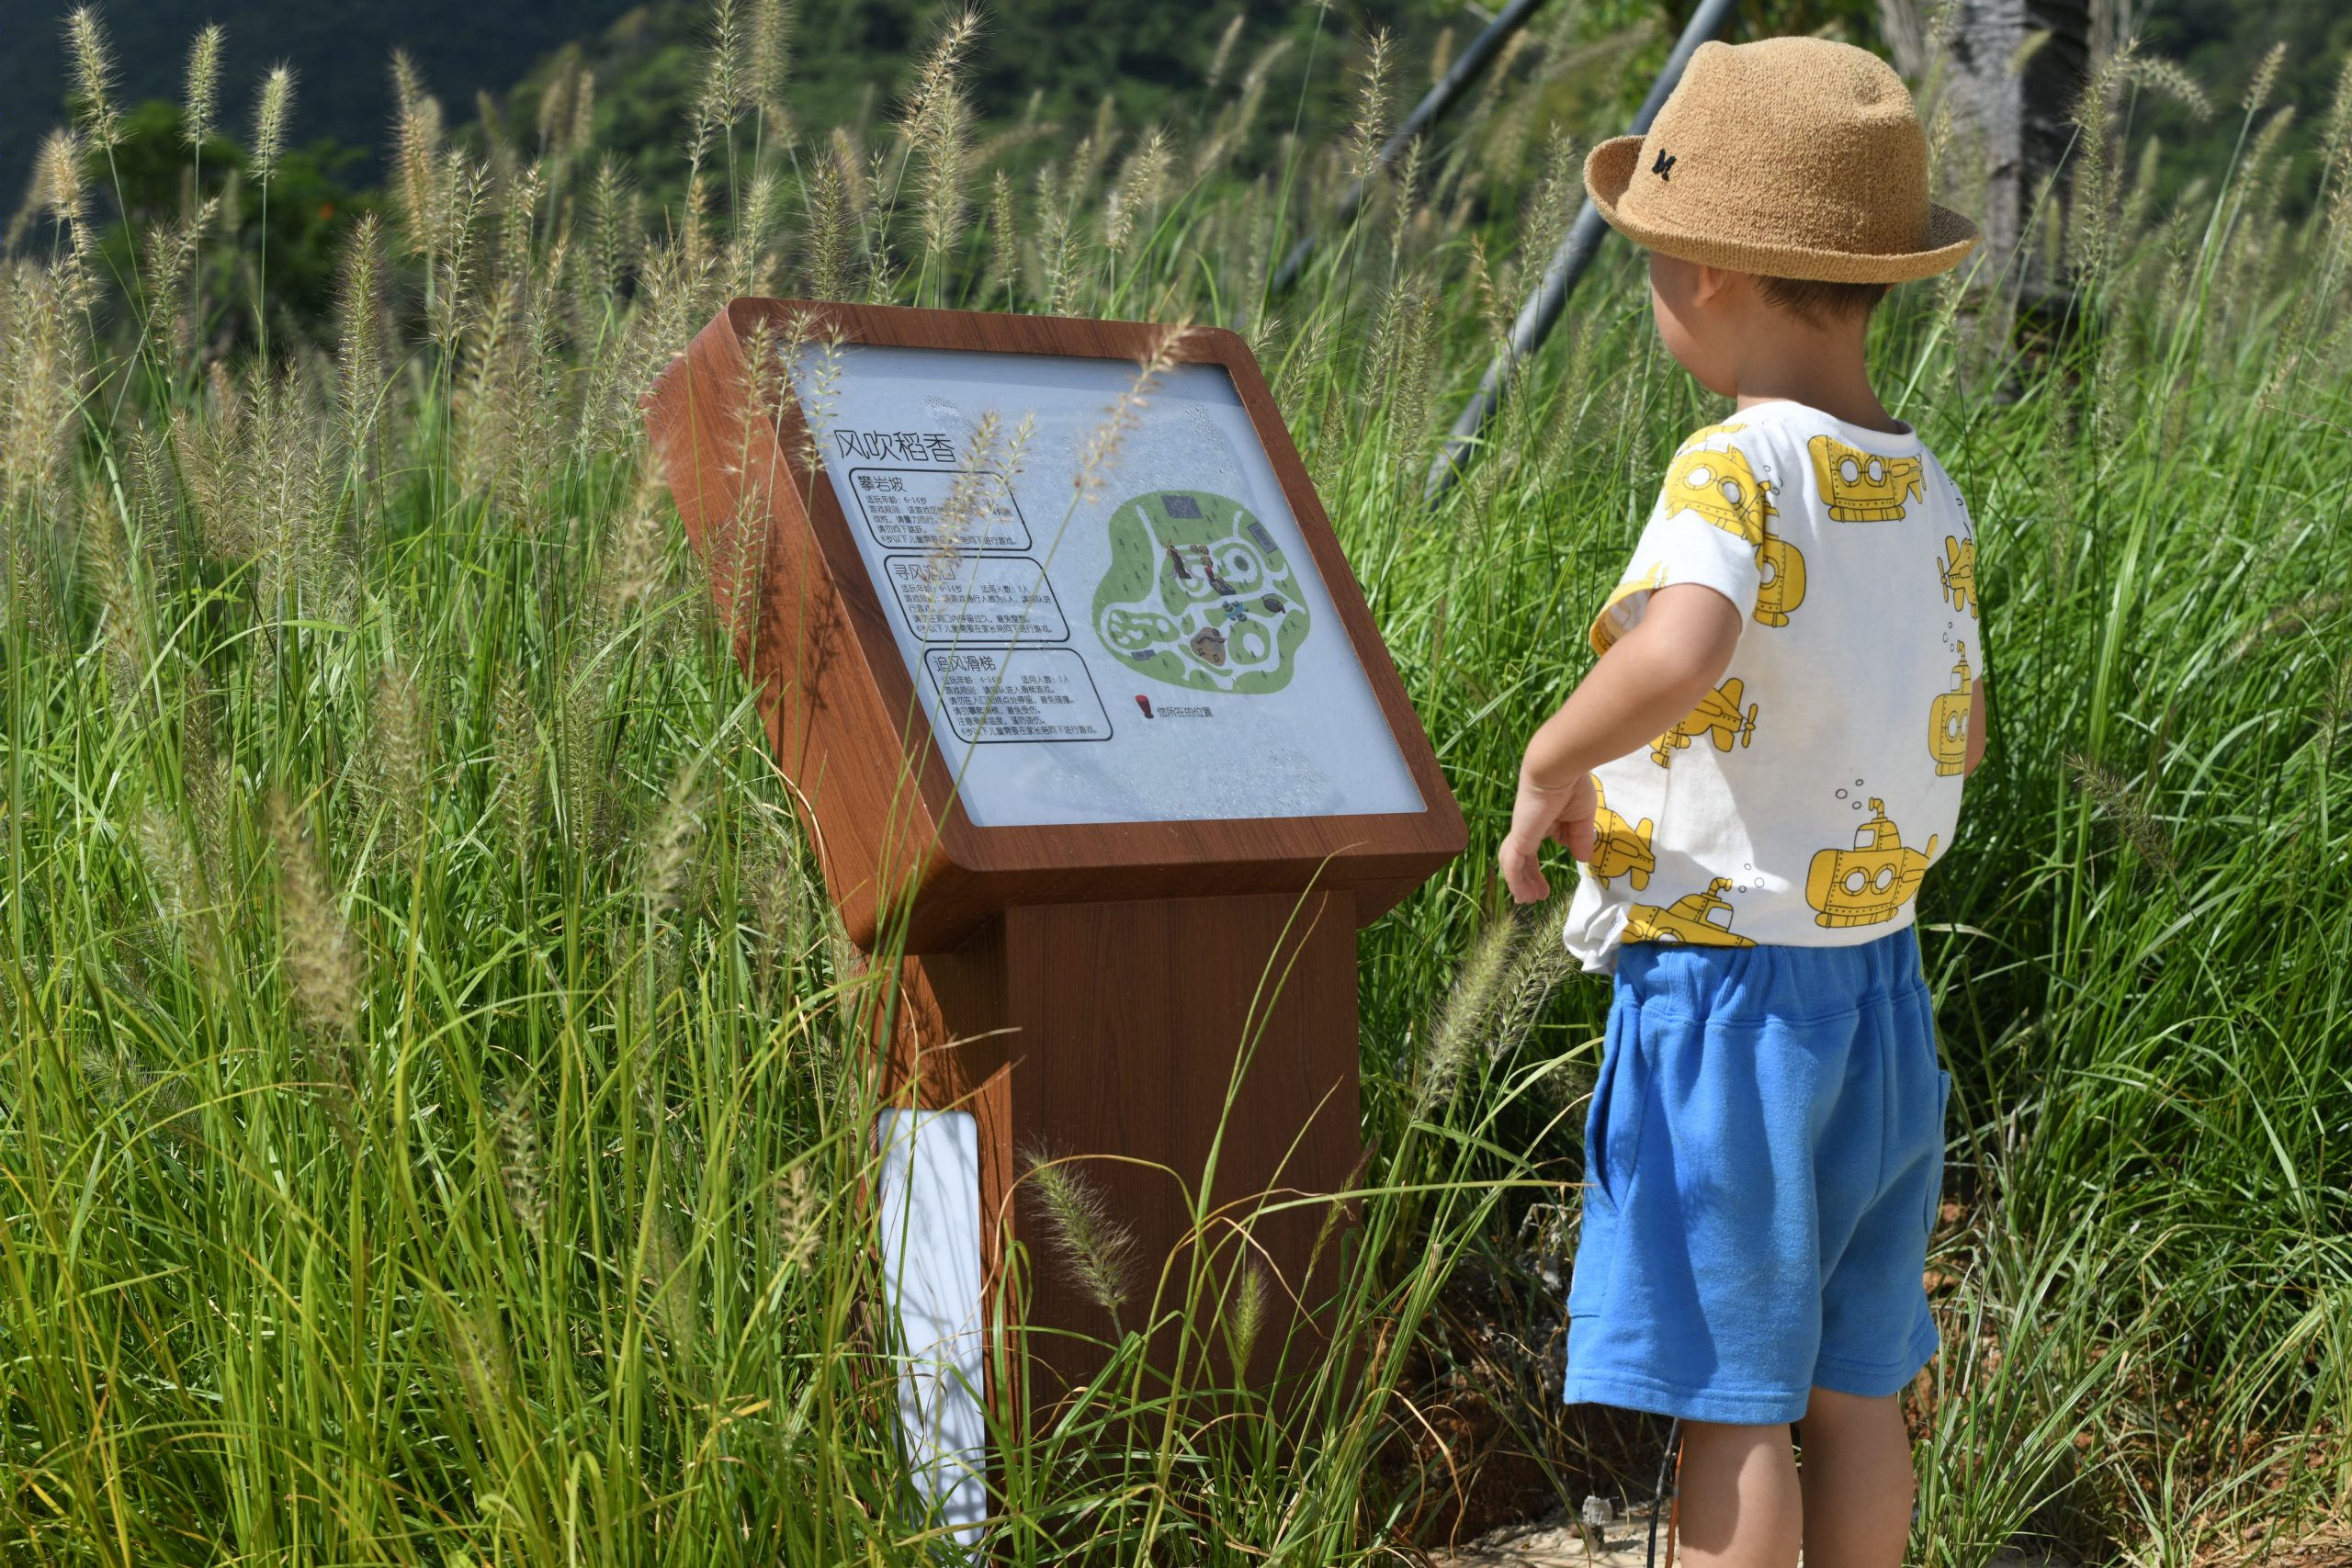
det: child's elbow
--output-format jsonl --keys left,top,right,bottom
{"left": 1634, "top": 584, "right": 1744, "bottom": 686}
{"left": 1962, "top": 678, "right": 1988, "bottom": 774}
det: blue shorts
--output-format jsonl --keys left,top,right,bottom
{"left": 1562, "top": 925, "right": 1950, "bottom": 1427}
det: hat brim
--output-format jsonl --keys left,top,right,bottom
{"left": 1581, "top": 135, "right": 1980, "bottom": 284}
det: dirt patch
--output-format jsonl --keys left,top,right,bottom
{"left": 2255, "top": 1526, "right": 2352, "bottom": 1568}
{"left": 1423, "top": 1507, "right": 1686, "bottom": 1567}
{"left": 1368, "top": 1213, "right": 1681, "bottom": 1556}
{"left": 2188, "top": 1504, "right": 2352, "bottom": 1568}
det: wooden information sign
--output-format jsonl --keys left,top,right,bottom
{"left": 644, "top": 299, "right": 1464, "bottom": 1534}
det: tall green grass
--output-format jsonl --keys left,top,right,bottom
{"left": 4, "top": 5, "right": 2351, "bottom": 1562}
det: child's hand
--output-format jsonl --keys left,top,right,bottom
{"left": 1496, "top": 583, "right": 1739, "bottom": 904}
{"left": 1498, "top": 771, "right": 1598, "bottom": 904}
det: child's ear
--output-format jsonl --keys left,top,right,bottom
{"left": 1691, "top": 265, "right": 1745, "bottom": 308}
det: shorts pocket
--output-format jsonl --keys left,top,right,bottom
{"left": 1583, "top": 1003, "right": 1651, "bottom": 1215}
{"left": 1920, "top": 1066, "right": 1952, "bottom": 1236}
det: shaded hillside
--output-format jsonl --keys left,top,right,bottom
{"left": 489, "top": 0, "right": 2352, "bottom": 233}
{"left": 495, "top": 0, "right": 1463, "bottom": 213}
{"left": 2136, "top": 0, "right": 2352, "bottom": 212}
{"left": 0, "top": 0, "right": 645, "bottom": 206}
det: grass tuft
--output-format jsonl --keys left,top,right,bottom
{"left": 1, "top": 8, "right": 2348, "bottom": 1563}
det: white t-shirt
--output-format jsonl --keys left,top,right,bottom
{"left": 1561, "top": 399, "right": 1981, "bottom": 974}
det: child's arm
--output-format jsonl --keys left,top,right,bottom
{"left": 1963, "top": 676, "right": 1987, "bottom": 773}
{"left": 1498, "top": 583, "right": 1745, "bottom": 904}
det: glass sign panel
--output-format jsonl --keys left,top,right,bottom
{"left": 788, "top": 341, "right": 1428, "bottom": 829}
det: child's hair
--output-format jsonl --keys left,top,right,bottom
{"left": 1754, "top": 275, "right": 1890, "bottom": 328}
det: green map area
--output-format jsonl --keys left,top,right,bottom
{"left": 1091, "top": 491, "right": 1312, "bottom": 694}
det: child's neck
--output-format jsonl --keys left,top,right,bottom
{"left": 1723, "top": 318, "right": 1905, "bottom": 435}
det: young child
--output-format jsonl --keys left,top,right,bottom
{"left": 1496, "top": 37, "right": 1987, "bottom": 1568}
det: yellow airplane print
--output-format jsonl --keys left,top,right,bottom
{"left": 1939, "top": 534, "right": 1976, "bottom": 617}
{"left": 1588, "top": 779, "right": 1656, "bottom": 891}
{"left": 1754, "top": 481, "right": 1806, "bottom": 627}
{"left": 1651, "top": 676, "right": 1759, "bottom": 768}
{"left": 1928, "top": 641, "right": 1973, "bottom": 776}
{"left": 1809, "top": 434, "right": 1925, "bottom": 522}
{"left": 1805, "top": 797, "right": 1940, "bottom": 927}
{"left": 1661, "top": 439, "right": 1770, "bottom": 544}
{"left": 1624, "top": 877, "right": 1756, "bottom": 947}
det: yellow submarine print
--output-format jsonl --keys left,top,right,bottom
{"left": 1810, "top": 434, "right": 1925, "bottom": 522}
{"left": 1625, "top": 877, "right": 1756, "bottom": 947}
{"left": 1588, "top": 779, "right": 1656, "bottom": 891}
{"left": 1928, "top": 641, "right": 1973, "bottom": 777}
{"left": 1754, "top": 480, "right": 1806, "bottom": 627}
{"left": 1805, "top": 797, "right": 1940, "bottom": 928}
{"left": 1939, "top": 534, "right": 1977, "bottom": 617}
{"left": 1662, "top": 440, "right": 1770, "bottom": 544}
{"left": 1651, "top": 676, "right": 1758, "bottom": 768}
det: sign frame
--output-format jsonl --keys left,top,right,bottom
{"left": 647, "top": 298, "right": 1464, "bottom": 953}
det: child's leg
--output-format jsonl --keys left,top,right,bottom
{"left": 1677, "top": 1417, "right": 1803, "bottom": 1568}
{"left": 1794, "top": 1385, "right": 1917, "bottom": 1568}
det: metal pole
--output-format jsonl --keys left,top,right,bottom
{"left": 1422, "top": 0, "right": 1740, "bottom": 506}
{"left": 1266, "top": 0, "right": 1554, "bottom": 302}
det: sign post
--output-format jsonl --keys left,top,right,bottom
{"left": 644, "top": 299, "right": 1464, "bottom": 1527}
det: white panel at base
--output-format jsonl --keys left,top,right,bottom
{"left": 875, "top": 1108, "right": 987, "bottom": 1550}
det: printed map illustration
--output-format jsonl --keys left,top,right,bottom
{"left": 1091, "top": 489, "right": 1312, "bottom": 694}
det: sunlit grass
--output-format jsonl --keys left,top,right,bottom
{"left": 4, "top": 4, "right": 2351, "bottom": 1563}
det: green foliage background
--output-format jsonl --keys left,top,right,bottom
{"left": 3, "top": 1, "right": 2351, "bottom": 1563}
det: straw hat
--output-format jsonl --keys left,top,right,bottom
{"left": 1583, "top": 37, "right": 1978, "bottom": 284}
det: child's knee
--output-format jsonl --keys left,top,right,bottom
{"left": 1801, "top": 1384, "right": 1903, "bottom": 1430}
{"left": 1683, "top": 1416, "right": 1793, "bottom": 1444}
